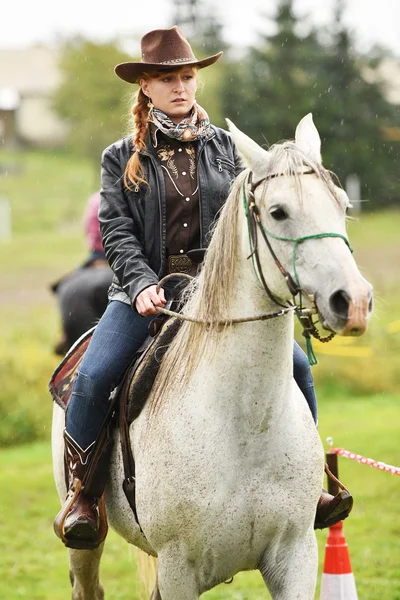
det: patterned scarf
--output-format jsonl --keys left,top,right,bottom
{"left": 148, "top": 103, "right": 211, "bottom": 142}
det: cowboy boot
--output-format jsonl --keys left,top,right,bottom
{"left": 314, "top": 488, "right": 353, "bottom": 529}
{"left": 54, "top": 430, "right": 108, "bottom": 550}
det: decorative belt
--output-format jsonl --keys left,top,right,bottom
{"left": 167, "top": 254, "right": 194, "bottom": 275}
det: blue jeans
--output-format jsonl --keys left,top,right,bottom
{"left": 66, "top": 301, "right": 156, "bottom": 449}
{"left": 293, "top": 340, "right": 317, "bottom": 424}
{"left": 66, "top": 301, "right": 318, "bottom": 450}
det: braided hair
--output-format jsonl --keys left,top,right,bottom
{"left": 124, "top": 87, "right": 150, "bottom": 189}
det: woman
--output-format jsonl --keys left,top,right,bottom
{"left": 54, "top": 26, "right": 352, "bottom": 550}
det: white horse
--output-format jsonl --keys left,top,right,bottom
{"left": 52, "top": 114, "right": 373, "bottom": 599}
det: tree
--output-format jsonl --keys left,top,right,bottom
{"left": 312, "top": 0, "right": 400, "bottom": 207}
{"left": 171, "top": 0, "right": 228, "bottom": 55}
{"left": 220, "top": 0, "right": 400, "bottom": 207}
{"left": 220, "top": 0, "right": 325, "bottom": 145}
{"left": 53, "top": 38, "right": 132, "bottom": 168}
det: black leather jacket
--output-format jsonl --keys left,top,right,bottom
{"left": 99, "top": 125, "right": 243, "bottom": 306}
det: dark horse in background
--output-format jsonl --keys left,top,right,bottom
{"left": 51, "top": 259, "right": 113, "bottom": 355}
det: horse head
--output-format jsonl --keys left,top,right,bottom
{"left": 227, "top": 114, "right": 373, "bottom": 337}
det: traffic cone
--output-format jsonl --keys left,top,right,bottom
{"left": 320, "top": 520, "right": 358, "bottom": 599}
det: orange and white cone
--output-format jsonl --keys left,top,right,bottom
{"left": 320, "top": 521, "right": 358, "bottom": 599}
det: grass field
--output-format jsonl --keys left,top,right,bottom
{"left": 0, "top": 148, "right": 399, "bottom": 598}
{"left": 1, "top": 393, "right": 400, "bottom": 599}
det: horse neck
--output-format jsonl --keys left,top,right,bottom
{"left": 205, "top": 251, "right": 295, "bottom": 421}
{"left": 150, "top": 204, "right": 296, "bottom": 428}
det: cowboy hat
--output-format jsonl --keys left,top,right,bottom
{"left": 115, "top": 26, "right": 223, "bottom": 84}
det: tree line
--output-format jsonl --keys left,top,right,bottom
{"left": 53, "top": 0, "right": 400, "bottom": 209}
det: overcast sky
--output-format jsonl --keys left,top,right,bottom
{"left": 2, "top": 0, "right": 399, "bottom": 56}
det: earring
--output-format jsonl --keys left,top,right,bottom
{"left": 147, "top": 97, "right": 153, "bottom": 110}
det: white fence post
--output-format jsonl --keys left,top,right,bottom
{"left": 345, "top": 174, "right": 361, "bottom": 215}
{"left": 0, "top": 196, "right": 12, "bottom": 242}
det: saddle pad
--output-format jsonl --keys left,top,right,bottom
{"left": 126, "top": 317, "right": 182, "bottom": 423}
{"left": 49, "top": 316, "right": 182, "bottom": 416}
{"left": 49, "top": 327, "right": 95, "bottom": 410}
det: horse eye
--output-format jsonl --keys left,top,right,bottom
{"left": 270, "top": 207, "right": 288, "bottom": 221}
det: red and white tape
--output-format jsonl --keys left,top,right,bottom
{"left": 330, "top": 447, "right": 400, "bottom": 476}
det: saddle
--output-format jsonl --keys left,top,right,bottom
{"left": 49, "top": 312, "right": 183, "bottom": 528}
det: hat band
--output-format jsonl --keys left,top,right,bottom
{"left": 158, "top": 57, "right": 197, "bottom": 65}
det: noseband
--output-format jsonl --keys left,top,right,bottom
{"left": 243, "top": 170, "right": 353, "bottom": 364}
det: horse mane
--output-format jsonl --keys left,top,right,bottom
{"left": 149, "top": 140, "right": 339, "bottom": 418}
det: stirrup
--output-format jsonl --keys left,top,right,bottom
{"left": 324, "top": 462, "right": 350, "bottom": 494}
{"left": 314, "top": 464, "right": 353, "bottom": 530}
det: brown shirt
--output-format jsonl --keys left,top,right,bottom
{"left": 153, "top": 128, "right": 200, "bottom": 257}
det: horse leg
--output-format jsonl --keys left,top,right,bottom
{"left": 68, "top": 544, "right": 105, "bottom": 600}
{"left": 156, "top": 549, "right": 200, "bottom": 600}
{"left": 149, "top": 581, "right": 162, "bottom": 600}
{"left": 259, "top": 530, "right": 318, "bottom": 600}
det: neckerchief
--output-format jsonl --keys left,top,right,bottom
{"left": 148, "top": 103, "right": 211, "bottom": 143}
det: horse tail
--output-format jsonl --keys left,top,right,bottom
{"left": 135, "top": 548, "right": 157, "bottom": 599}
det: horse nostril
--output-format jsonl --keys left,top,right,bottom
{"left": 329, "top": 289, "right": 351, "bottom": 320}
{"left": 368, "top": 291, "right": 374, "bottom": 314}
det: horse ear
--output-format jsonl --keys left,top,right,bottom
{"left": 295, "top": 113, "right": 322, "bottom": 164}
{"left": 225, "top": 118, "right": 270, "bottom": 177}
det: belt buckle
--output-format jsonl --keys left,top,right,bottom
{"left": 168, "top": 254, "right": 192, "bottom": 274}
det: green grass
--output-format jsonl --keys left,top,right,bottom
{"left": 0, "top": 149, "right": 95, "bottom": 446}
{"left": 0, "top": 148, "right": 95, "bottom": 234}
{"left": 0, "top": 230, "right": 87, "bottom": 447}
{"left": 1, "top": 393, "right": 399, "bottom": 599}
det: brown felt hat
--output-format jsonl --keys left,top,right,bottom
{"left": 115, "top": 26, "right": 223, "bottom": 84}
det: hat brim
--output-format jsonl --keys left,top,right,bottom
{"left": 114, "top": 51, "right": 223, "bottom": 84}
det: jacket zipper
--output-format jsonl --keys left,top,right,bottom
{"left": 215, "top": 156, "right": 235, "bottom": 172}
{"left": 141, "top": 149, "right": 164, "bottom": 270}
{"left": 196, "top": 131, "right": 215, "bottom": 245}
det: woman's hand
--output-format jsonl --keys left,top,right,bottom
{"left": 135, "top": 285, "right": 166, "bottom": 316}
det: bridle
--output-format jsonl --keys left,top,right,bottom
{"left": 243, "top": 169, "right": 353, "bottom": 363}
{"left": 156, "top": 168, "right": 353, "bottom": 365}
{"left": 245, "top": 170, "right": 303, "bottom": 307}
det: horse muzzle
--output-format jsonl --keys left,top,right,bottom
{"left": 324, "top": 281, "right": 374, "bottom": 336}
